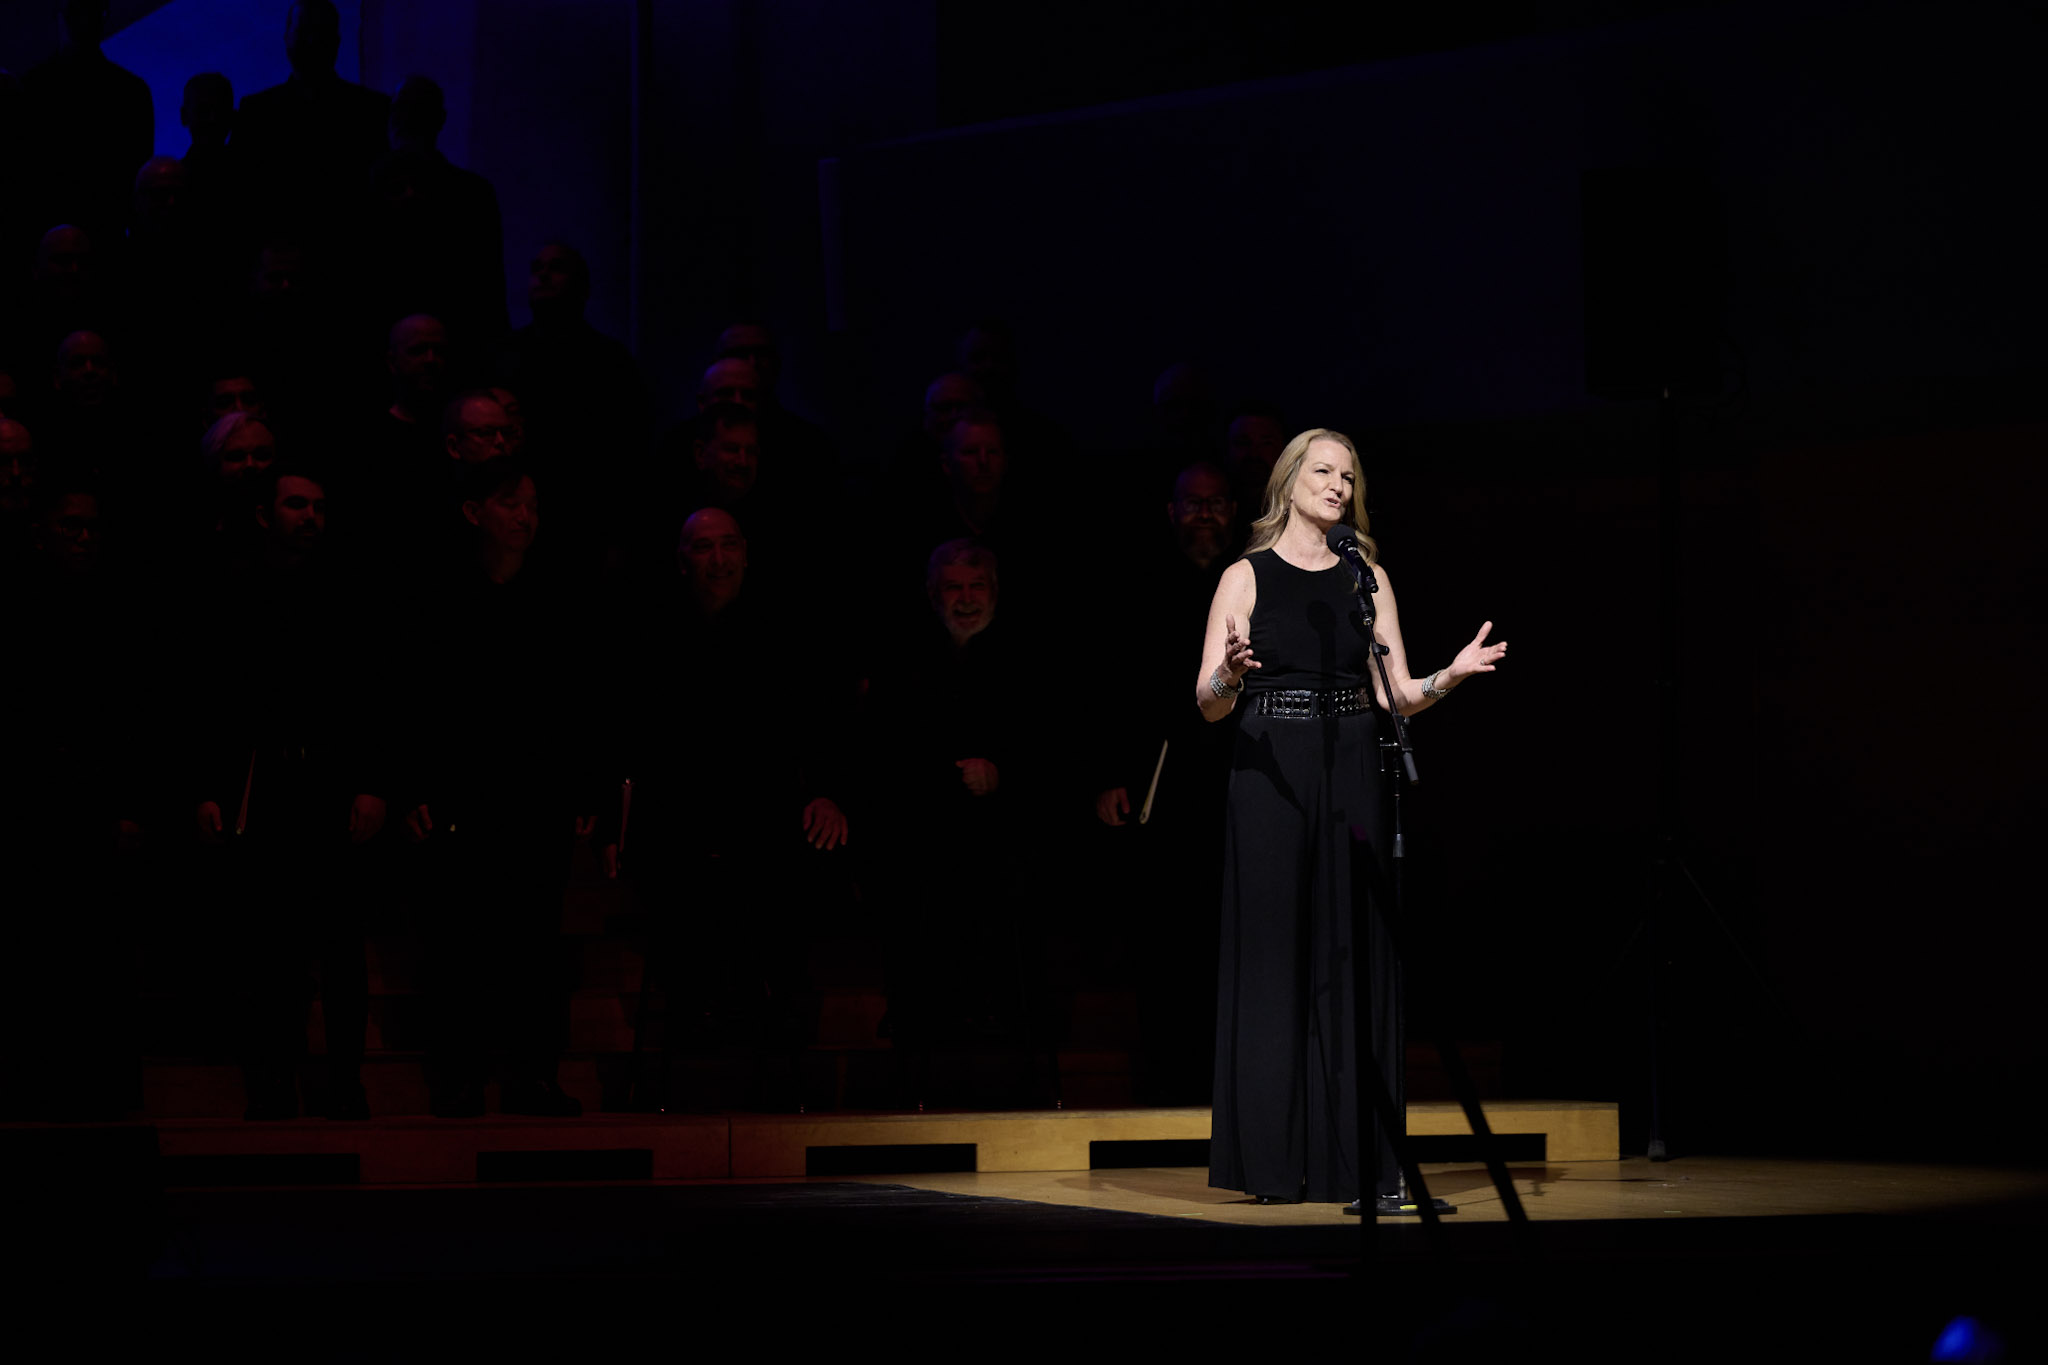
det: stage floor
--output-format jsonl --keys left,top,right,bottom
{"left": 857, "top": 1154, "right": 2048, "bottom": 1226}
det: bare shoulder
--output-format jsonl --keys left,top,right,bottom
{"left": 1370, "top": 560, "right": 1394, "bottom": 590}
{"left": 1217, "top": 557, "right": 1257, "bottom": 607}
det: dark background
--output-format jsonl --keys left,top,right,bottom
{"left": 8, "top": 0, "right": 2043, "bottom": 1157}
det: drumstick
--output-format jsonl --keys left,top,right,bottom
{"left": 1137, "top": 741, "right": 1168, "bottom": 825}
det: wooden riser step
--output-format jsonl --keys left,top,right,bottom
{"left": 106, "top": 1101, "right": 1617, "bottom": 1185}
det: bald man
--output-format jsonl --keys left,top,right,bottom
{"left": 597, "top": 503, "right": 850, "bottom": 1103}
{"left": 696, "top": 357, "right": 760, "bottom": 413}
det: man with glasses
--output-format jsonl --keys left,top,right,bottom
{"left": 1086, "top": 461, "right": 1241, "bottom": 1103}
{"left": 443, "top": 390, "right": 520, "bottom": 464}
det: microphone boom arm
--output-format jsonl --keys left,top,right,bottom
{"left": 1332, "top": 534, "right": 1420, "bottom": 787}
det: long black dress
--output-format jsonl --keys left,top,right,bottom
{"left": 1209, "top": 547, "right": 1402, "bottom": 1204}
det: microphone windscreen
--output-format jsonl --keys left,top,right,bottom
{"left": 1324, "top": 523, "right": 1357, "bottom": 552}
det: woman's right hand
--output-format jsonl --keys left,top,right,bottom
{"left": 1222, "top": 614, "right": 1259, "bottom": 684}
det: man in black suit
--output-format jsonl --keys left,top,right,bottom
{"left": 15, "top": 1, "right": 153, "bottom": 252}
{"left": 400, "top": 458, "right": 594, "bottom": 1118}
{"left": 364, "top": 76, "right": 508, "bottom": 354}
{"left": 190, "top": 463, "right": 389, "bottom": 1120}
{"left": 1086, "top": 461, "right": 1241, "bottom": 1103}
{"left": 233, "top": 0, "right": 390, "bottom": 239}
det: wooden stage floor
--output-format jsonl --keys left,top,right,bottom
{"left": 851, "top": 1154, "right": 2048, "bottom": 1226}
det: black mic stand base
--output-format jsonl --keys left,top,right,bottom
{"left": 1343, "top": 1196, "right": 1457, "bottom": 1217}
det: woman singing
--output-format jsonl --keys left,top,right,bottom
{"left": 1196, "top": 429, "right": 1506, "bottom": 1206}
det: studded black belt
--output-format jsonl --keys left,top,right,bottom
{"left": 1250, "top": 687, "right": 1373, "bottom": 719}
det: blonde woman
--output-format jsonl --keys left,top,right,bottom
{"left": 1195, "top": 428, "right": 1505, "bottom": 1207}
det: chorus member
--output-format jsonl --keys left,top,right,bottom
{"left": 400, "top": 458, "right": 595, "bottom": 1118}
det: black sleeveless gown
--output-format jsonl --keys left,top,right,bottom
{"left": 1209, "top": 548, "right": 1402, "bottom": 1204}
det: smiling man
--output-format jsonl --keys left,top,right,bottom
{"left": 676, "top": 505, "right": 747, "bottom": 617}
{"left": 859, "top": 537, "right": 1052, "bottom": 1069}
{"left": 930, "top": 539, "right": 998, "bottom": 647}
{"left": 689, "top": 406, "right": 761, "bottom": 510}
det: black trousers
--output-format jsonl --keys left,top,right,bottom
{"left": 632, "top": 832, "right": 817, "bottom": 1046}
{"left": 880, "top": 811, "right": 1043, "bottom": 1047}
{"left": 420, "top": 819, "right": 574, "bottom": 1091}
{"left": 1210, "top": 708, "right": 1401, "bottom": 1204}
{"left": 223, "top": 826, "right": 372, "bottom": 1102}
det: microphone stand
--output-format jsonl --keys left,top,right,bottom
{"left": 1331, "top": 532, "right": 1529, "bottom": 1239}
{"left": 1339, "top": 554, "right": 1446, "bottom": 1226}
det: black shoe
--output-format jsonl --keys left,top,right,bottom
{"left": 500, "top": 1079, "right": 583, "bottom": 1118}
{"left": 1254, "top": 1194, "right": 1301, "bottom": 1206}
{"left": 430, "top": 1081, "right": 487, "bottom": 1119}
{"left": 321, "top": 1076, "right": 371, "bottom": 1122}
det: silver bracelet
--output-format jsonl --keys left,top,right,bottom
{"left": 1421, "top": 668, "right": 1452, "bottom": 700}
{"left": 1210, "top": 668, "right": 1243, "bottom": 699}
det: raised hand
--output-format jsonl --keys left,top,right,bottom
{"left": 1222, "top": 614, "right": 1259, "bottom": 684}
{"left": 1447, "top": 621, "right": 1508, "bottom": 684}
{"left": 803, "top": 797, "right": 849, "bottom": 850}
{"left": 956, "top": 758, "right": 999, "bottom": 797}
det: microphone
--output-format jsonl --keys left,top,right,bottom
{"left": 1326, "top": 522, "right": 1378, "bottom": 629}
{"left": 1325, "top": 523, "right": 1376, "bottom": 592}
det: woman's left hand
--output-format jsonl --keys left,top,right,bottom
{"left": 1447, "top": 621, "right": 1508, "bottom": 685}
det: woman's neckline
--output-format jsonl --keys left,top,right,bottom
{"left": 1264, "top": 546, "right": 1341, "bottom": 573}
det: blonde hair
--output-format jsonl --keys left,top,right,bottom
{"left": 1243, "top": 428, "right": 1376, "bottom": 563}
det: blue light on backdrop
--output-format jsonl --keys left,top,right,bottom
{"left": 105, "top": 0, "right": 364, "bottom": 159}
